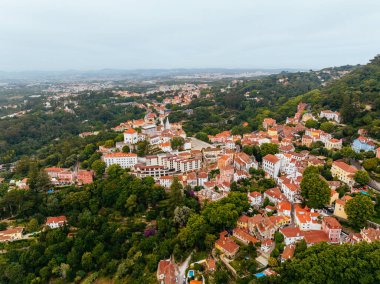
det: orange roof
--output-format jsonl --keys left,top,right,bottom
{"left": 333, "top": 161, "right": 357, "bottom": 174}
{"left": 280, "top": 227, "right": 303, "bottom": 238}
{"left": 303, "top": 230, "right": 329, "bottom": 244}
{"left": 282, "top": 245, "right": 295, "bottom": 260}
{"left": 263, "top": 154, "right": 280, "bottom": 164}
{"left": 124, "top": 128, "right": 137, "bottom": 134}
{"left": 46, "top": 216, "right": 67, "bottom": 224}
{"left": 104, "top": 152, "right": 137, "bottom": 158}
{"left": 233, "top": 228, "right": 259, "bottom": 244}
{"left": 323, "top": 216, "right": 342, "bottom": 229}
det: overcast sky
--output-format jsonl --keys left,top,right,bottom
{"left": 1, "top": 0, "right": 380, "bottom": 71}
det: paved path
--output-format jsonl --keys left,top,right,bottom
{"left": 190, "top": 137, "right": 213, "bottom": 151}
{"left": 178, "top": 253, "right": 192, "bottom": 283}
{"left": 351, "top": 159, "right": 380, "bottom": 191}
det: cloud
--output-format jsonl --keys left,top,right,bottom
{"left": 0, "top": 0, "right": 379, "bottom": 70}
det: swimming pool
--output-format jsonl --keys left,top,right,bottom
{"left": 255, "top": 272, "right": 266, "bottom": 278}
{"left": 188, "top": 270, "right": 195, "bottom": 277}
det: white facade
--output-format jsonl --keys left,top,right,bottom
{"left": 103, "top": 153, "right": 138, "bottom": 169}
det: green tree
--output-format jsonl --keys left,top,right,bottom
{"left": 81, "top": 252, "right": 93, "bottom": 272}
{"left": 91, "top": 160, "right": 106, "bottom": 176}
{"left": 354, "top": 170, "right": 370, "bottom": 186}
{"left": 319, "top": 122, "right": 335, "bottom": 133}
{"left": 260, "top": 143, "right": 279, "bottom": 157}
{"left": 300, "top": 167, "right": 330, "bottom": 208}
{"left": 27, "top": 218, "right": 40, "bottom": 232}
{"left": 195, "top": 132, "right": 210, "bottom": 142}
{"left": 305, "top": 119, "right": 319, "bottom": 129}
{"left": 345, "top": 195, "right": 375, "bottom": 228}
{"left": 170, "top": 137, "right": 185, "bottom": 150}
{"left": 122, "top": 145, "right": 130, "bottom": 153}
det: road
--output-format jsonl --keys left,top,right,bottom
{"left": 190, "top": 137, "right": 213, "bottom": 151}
{"left": 178, "top": 253, "right": 192, "bottom": 283}
{"left": 351, "top": 159, "right": 380, "bottom": 191}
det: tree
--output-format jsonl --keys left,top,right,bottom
{"left": 27, "top": 218, "right": 40, "bottom": 232}
{"left": 345, "top": 195, "right": 375, "bottom": 228}
{"left": 300, "top": 167, "right": 330, "bottom": 208}
{"left": 260, "top": 143, "right": 279, "bottom": 156}
{"left": 103, "top": 140, "right": 114, "bottom": 148}
{"left": 168, "top": 177, "right": 184, "bottom": 211}
{"left": 195, "top": 132, "right": 210, "bottom": 142}
{"left": 170, "top": 137, "right": 185, "bottom": 150}
{"left": 122, "top": 145, "right": 130, "bottom": 153}
{"left": 81, "top": 252, "right": 93, "bottom": 272}
{"left": 91, "top": 160, "right": 106, "bottom": 176}
{"left": 305, "top": 119, "right": 319, "bottom": 129}
{"left": 354, "top": 170, "right": 370, "bottom": 186}
{"left": 319, "top": 122, "right": 335, "bottom": 133}
{"left": 268, "top": 257, "right": 278, "bottom": 267}
{"left": 363, "top": 158, "right": 379, "bottom": 171}
{"left": 173, "top": 206, "right": 192, "bottom": 227}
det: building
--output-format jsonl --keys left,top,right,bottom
{"left": 262, "top": 154, "right": 281, "bottom": 178}
{"left": 281, "top": 244, "right": 296, "bottom": 262}
{"left": 352, "top": 136, "right": 376, "bottom": 153}
{"left": 377, "top": 147, "right": 380, "bottom": 159}
{"left": 157, "top": 258, "right": 178, "bottom": 284}
{"left": 322, "top": 216, "right": 342, "bottom": 243}
{"left": 0, "top": 227, "right": 24, "bottom": 242}
{"left": 77, "top": 170, "right": 94, "bottom": 185}
{"left": 331, "top": 161, "right": 357, "bottom": 187}
{"left": 279, "top": 227, "right": 304, "bottom": 245}
{"left": 248, "top": 191, "right": 263, "bottom": 207}
{"left": 320, "top": 110, "right": 341, "bottom": 123}
{"left": 215, "top": 231, "right": 239, "bottom": 258}
{"left": 360, "top": 228, "right": 380, "bottom": 243}
{"left": 102, "top": 152, "right": 138, "bottom": 169}
{"left": 263, "top": 118, "right": 276, "bottom": 130}
{"left": 333, "top": 195, "right": 353, "bottom": 219}
{"left": 123, "top": 128, "right": 139, "bottom": 144}
{"left": 46, "top": 216, "right": 67, "bottom": 229}
{"left": 233, "top": 228, "right": 259, "bottom": 245}
{"left": 303, "top": 230, "right": 329, "bottom": 246}
{"left": 325, "top": 139, "right": 342, "bottom": 150}
{"left": 264, "top": 187, "right": 285, "bottom": 205}
{"left": 277, "top": 200, "right": 291, "bottom": 217}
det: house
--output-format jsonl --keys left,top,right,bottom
{"left": 264, "top": 187, "right": 285, "bottom": 205}
{"left": 325, "top": 139, "right": 342, "bottom": 150}
{"left": 260, "top": 239, "right": 275, "bottom": 254}
{"left": 248, "top": 191, "right": 263, "bottom": 207}
{"left": 352, "top": 136, "right": 376, "bottom": 153}
{"left": 277, "top": 200, "right": 291, "bottom": 217}
{"left": 237, "top": 215, "right": 249, "bottom": 230}
{"left": 0, "top": 227, "right": 24, "bottom": 242}
{"left": 303, "top": 230, "right": 329, "bottom": 246}
{"left": 262, "top": 154, "right": 281, "bottom": 178}
{"left": 302, "top": 135, "right": 313, "bottom": 147}
{"left": 320, "top": 110, "right": 341, "bottom": 123}
{"left": 263, "top": 118, "right": 276, "bottom": 130}
{"left": 77, "top": 170, "right": 94, "bottom": 185}
{"left": 331, "top": 161, "right": 357, "bottom": 187}
{"left": 282, "top": 182, "right": 300, "bottom": 203}
{"left": 215, "top": 231, "right": 239, "bottom": 258}
{"left": 334, "top": 195, "right": 353, "bottom": 219}
{"left": 102, "top": 152, "right": 138, "bottom": 169}
{"left": 360, "top": 228, "right": 380, "bottom": 243}
{"left": 46, "top": 216, "right": 67, "bottom": 229}
{"left": 233, "top": 228, "right": 259, "bottom": 245}
{"left": 123, "top": 128, "right": 139, "bottom": 144}
{"left": 279, "top": 227, "right": 304, "bottom": 245}
{"left": 205, "top": 258, "right": 216, "bottom": 272}
{"left": 377, "top": 147, "right": 380, "bottom": 159}
{"left": 157, "top": 258, "right": 178, "bottom": 284}
{"left": 281, "top": 244, "right": 296, "bottom": 262}
{"left": 322, "top": 216, "right": 342, "bottom": 243}
{"left": 294, "top": 205, "right": 321, "bottom": 231}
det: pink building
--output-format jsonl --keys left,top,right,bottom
{"left": 322, "top": 216, "right": 342, "bottom": 244}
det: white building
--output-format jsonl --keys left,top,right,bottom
{"left": 102, "top": 152, "right": 138, "bottom": 169}
{"left": 262, "top": 154, "right": 281, "bottom": 178}
{"left": 124, "top": 128, "right": 139, "bottom": 144}
{"left": 320, "top": 110, "right": 341, "bottom": 123}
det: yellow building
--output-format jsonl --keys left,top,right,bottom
{"left": 331, "top": 161, "right": 357, "bottom": 187}
{"left": 325, "top": 139, "right": 342, "bottom": 150}
{"left": 333, "top": 195, "right": 352, "bottom": 219}
{"left": 329, "top": 190, "right": 339, "bottom": 205}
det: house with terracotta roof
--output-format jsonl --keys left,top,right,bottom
{"left": 248, "top": 191, "right": 263, "bottom": 207}
{"left": 280, "top": 227, "right": 304, "bottom": 245}
{"left": 294, "top": 205, "right": 321, "bottom": 231}
{"left": 325, "top": 138, "right": 342, "bottom": 150}
{"left": 123, "top": 128, "right": 139, "bottom": 144}
{"left": 263, "top": 118, "right": 276, "bottom": 130}
{"left": 322, "top": 216, "right": 342, "bottom": 243}
{"left": 281, "top": 182, "right": 300, "bottom": 203}
{"left": 263, "top": 187, "right": 285, "bottom": 205}
{"left": 215, "top": 231, "right": 239, "bottom": 258}
{"left": 77, "top": 170, "right": 94, "bottom": 185}
{"left": 233, "top": 228, "right": 259, "bottom": 245}
{"left": 303, "top": 230, "right": 329, "bottom": 246}
{"left": 0, "top": 227, "right": 24, "bottom": 242}
{"left": 277, "top": 200, "right": 291, "bottom": 217}
{"left": 331, "top": 161, "right": 357, "bottom": 187}
{"left": 281, "top": 244, "right": 295, "bottom": 262}
{"left": 262, "top": 154, "right": 281, "bottom": 178}
{"left": 360, "top": 228, "right": 380, "bottom": 243}
{"left": 333, "top": 195, "right": 353, "bottom": 219}
{"left": 157, "top": 258, "right": 178, "bottom": 284}
{"left": 46, "top": 216, "right": 67, "bottom": 229}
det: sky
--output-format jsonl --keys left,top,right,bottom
{"left": 1, "top": 0, "right": 380, "bottom": 71}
